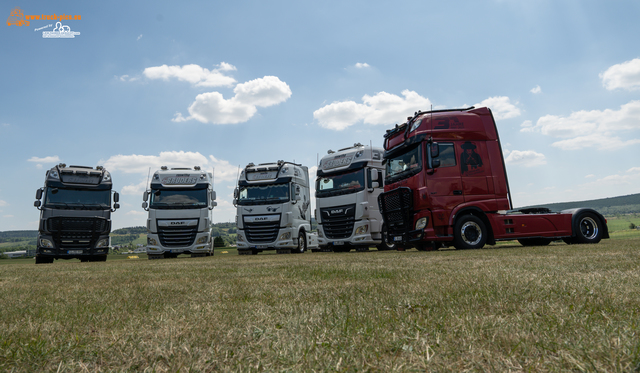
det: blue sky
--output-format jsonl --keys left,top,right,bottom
{"left": 1, "top": 0, "right": 639, "bottom": 230}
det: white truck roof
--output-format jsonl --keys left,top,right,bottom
{"left": 151, "top": 166, "right": 212, "bottom": 188}
{"left": 318, "top": 144, "right": 384, "bottom": 175}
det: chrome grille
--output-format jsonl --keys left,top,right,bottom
{"left": 320, "top": 204, "right": 356, "bottom": 239}
{"left": 158, "top": 226, "right": 198, "bottom": 247}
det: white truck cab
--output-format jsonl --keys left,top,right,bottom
{"left": 315, "top": 143, "right": 394, "bottom": 252}
{"left": 234, "top": 160, "right": 318, "bottom": 255}
{"left": 142, "top": 166, "right": 217, "bottom": 259}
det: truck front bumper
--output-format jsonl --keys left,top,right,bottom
{"left": 236, "top": 227, "right": 298, "bottom": 250}
{"left": 146, "top": 232, "right": 211, "bottom": 255}
{"left": 317, "top": 222, "right": 378, "bottom": 247}
{"left": 36, "top": 234, "right": 109, "bottom": 259}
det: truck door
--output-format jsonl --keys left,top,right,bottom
{"left": 458, "top": 141, "right": 494, "bottom": 205}
{"left": 425, "top": 142, "right": 464, "bottom": 227}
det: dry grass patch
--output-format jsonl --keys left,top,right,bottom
{"left": 1, "top": 239, "right": 639, "bottom": 371}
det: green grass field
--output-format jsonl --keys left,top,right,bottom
{"left": 1, "top": 239, "right": 639, "bottom": 371}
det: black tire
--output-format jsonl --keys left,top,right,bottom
{"left": 574, "top": 212, "right": 603, "bottom": 244}
{"left": 294, "top": 231, "right": 306, "bottom": 254}
{"left": 35, "top": 255, "right": 53, "bottom": 264}
{"left": 453, "top": 215, "right": 487, "bottom": 250}
{"left": 518, "top": 238, "right": 552, "bottom": 247}
{"left": 376, "top": 223, "right": 396, "bottom": 251}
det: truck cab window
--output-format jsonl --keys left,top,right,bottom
{"left": 435, "top": 143, "right": 456, "bottom": 168}
{"left": 385, "top": 144, "right": 422, "bottom": 182}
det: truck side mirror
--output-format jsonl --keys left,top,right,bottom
{"left": 233, "top": 188, "right": 239, "bottom": 199}
{"left": 34, "top": 200, "right": 41, "bottom": 208}
{"left": 114, "top": 192, "right": 120, "bottom": 203}
{"left": 430, "top": 143, "right": 440, "bottom": 158}
{"left": 35, "top": 188, "right": 43, "bottom": 200}
{"left": 142, "top": 201, "right": 148, "bottom": 210}
{"left": 233, "top": 199, "right": 237, "bottom": 206}
{"left": 371, "top": 181, "right": 379, "bottom": 189}
{"left": 143, "top": 191, "right": 148, "bottom": 201}
{"left": 114, "top": 203, "right": 120, "bottom": 210}
{"left": 211, "top": 191, "right": 217, "bottom": 201}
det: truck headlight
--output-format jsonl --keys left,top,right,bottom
{"left": 96, "top": 239, "right": 109, "bottom": 248}
{"left": 415, "top": 217, "right": 428, "bottom": 230}
{"left": 39, "top": 238, "right": 54, "bottom": 248}
{"left": 279, "top": 232, "right": 291, "bottom": 240}
{"left": 147, "top": 237, "right": 158, "bottom": 246}
{"left": 237, "top": 235, "right": 244, "bottom": 242}
{"left": 196, "top": 236, "right": 209, "bottom": 244}
{"left": 355, "top": 225, "right": 369, "bottom": 235}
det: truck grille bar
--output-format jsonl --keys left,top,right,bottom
{"left": 47, "top": 217, "right": 109, "bottom": 249}
{"left": 244, "top": 221, "right": 280, "bottom": 243}
{"left": 320, "top": 204, "right": 356, "bottom": 239}
{"left": 157, "top": 226, "right": 198, "bottom": 247}
{"left": 378, "top": 187, "right": 413, "bottom": 237}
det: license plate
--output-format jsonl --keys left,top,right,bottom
{"left": 393, "top": 236, "right": 403, "bottom": 242}
{"left": 333, "top": 241, "right": 344, "bottom": 245}
{"left": 68, "top": 250, "right": 83, "bottom": 254}
{"left": 255, "top": 245, "right": 267, "bottom": 249}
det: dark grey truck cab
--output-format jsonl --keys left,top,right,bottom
{"left": 34, "top": 164, "right": 119, "bottom": 264}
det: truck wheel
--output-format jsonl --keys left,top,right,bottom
{"left": 574, "top": 212, "right": 603, "bottom": 244}
{"left": 294, "top": 232, "right": 306, "bottom": 253}
{"left": 35, "top": 255, "right": 53, "bottom": 264}
{"left": 453, "top": 215, "right": 487, "bottom": 250}
{"left": 376, "top": 224, "right": 396, "bottom": 251}
{"left": 518, "top": 238, "right": 552, "bottom": 246}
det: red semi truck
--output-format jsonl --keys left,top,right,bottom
{"left": 377, "top": 106, "right": 608, "bottom": 251}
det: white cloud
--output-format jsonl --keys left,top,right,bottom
{"left": 600, "top": 58, "right": 640, "bottom": 91}
{"left": 525, "top": 100, "right": 640, "bottom": 150}
{"left": 474, "top": 96, "right": 521, "bottom": 120}
{"left": 520, "top": 120, "right": 534, "bottom": 132}
{"left": 143, "top": 63, "right": 237, "bottom": 87}
{"left": 121, "top": 180, "right": 148, "bottom": 196}
{"left": 116, "top": 74, "right": 138, "bottom": 82}
{"left": 530, "top": 85, "right": 542, "bottom": 94}
{"left": 174, "top": 76, "right": 291, "bottom": 124}
{"left": 27, "top": 156, "right": 60, "bottom": 164}
{"left": 0, "top": 200, "right": 7, "bottom": 207}
{"left": 126, "top": 210, "right": 145, "bottom": 216}
{"left": 136, "top": 34, "right": 142, "bottom": 41}
{"left": 101, "top": 151, "right": 238, "bottom": 183}
{"left": 355, "top": 62, "right": 370, "bottom": 69}
{"left": 314, "top": 90, "right": 432, "bottom": 131}
{"left": 504, "top": 150, "right": 546, "bottom": 167}
{"left": 585, "top": 174, "right": 595, "bottom": 178}
{"left": 3, "top": 215, "right": 14, "bottom": 218}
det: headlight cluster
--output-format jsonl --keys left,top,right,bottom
{"left": 415, "top": 217, "right": 429, "bottom": 230}
{"left": 147, "top": 237, "right": 158, "bottom": 246}
{"left": 236, "top": 235, "right": 245, "bottom": 242}
{"left": 96, "top": 239, "right": 109, "bottom": 248}
{"left": 355, "top": 225, "right": 369, "bottom": 235}
{"left": 39, "top": 238, "right": 54, "bottom": 248}
{"left": 196, "top": 236, "right": 209, "bottom": 244}
{"left": 279, "top": 232, "right": 291, "bottom": 241}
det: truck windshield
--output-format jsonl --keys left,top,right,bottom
{"left": 150, "top": 188, "right": 208, "bottom": 209}
{"left": 316, "top": 169, "right": 365, "bottom": 197}
{"left": 385, "top": 144, "right": 422, "bottom": 183}
{"left": 43, "top": 188, "right": 110, "bottom": 209}
{"left": 238, "top": 183, "right": 290, "bottom": 205}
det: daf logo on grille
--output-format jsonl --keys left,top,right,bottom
{"left": 171, "top": 222, "right": 185, "bottom": 225}
{"left": 331, "top": 209, "right": 344, "bottom": 215}
{"left": 255, "top": 217, "right": 269, "bottom": 221}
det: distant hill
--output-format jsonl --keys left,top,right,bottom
{"left": 518, "top": 193, "right": 640, "bottom": 215}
